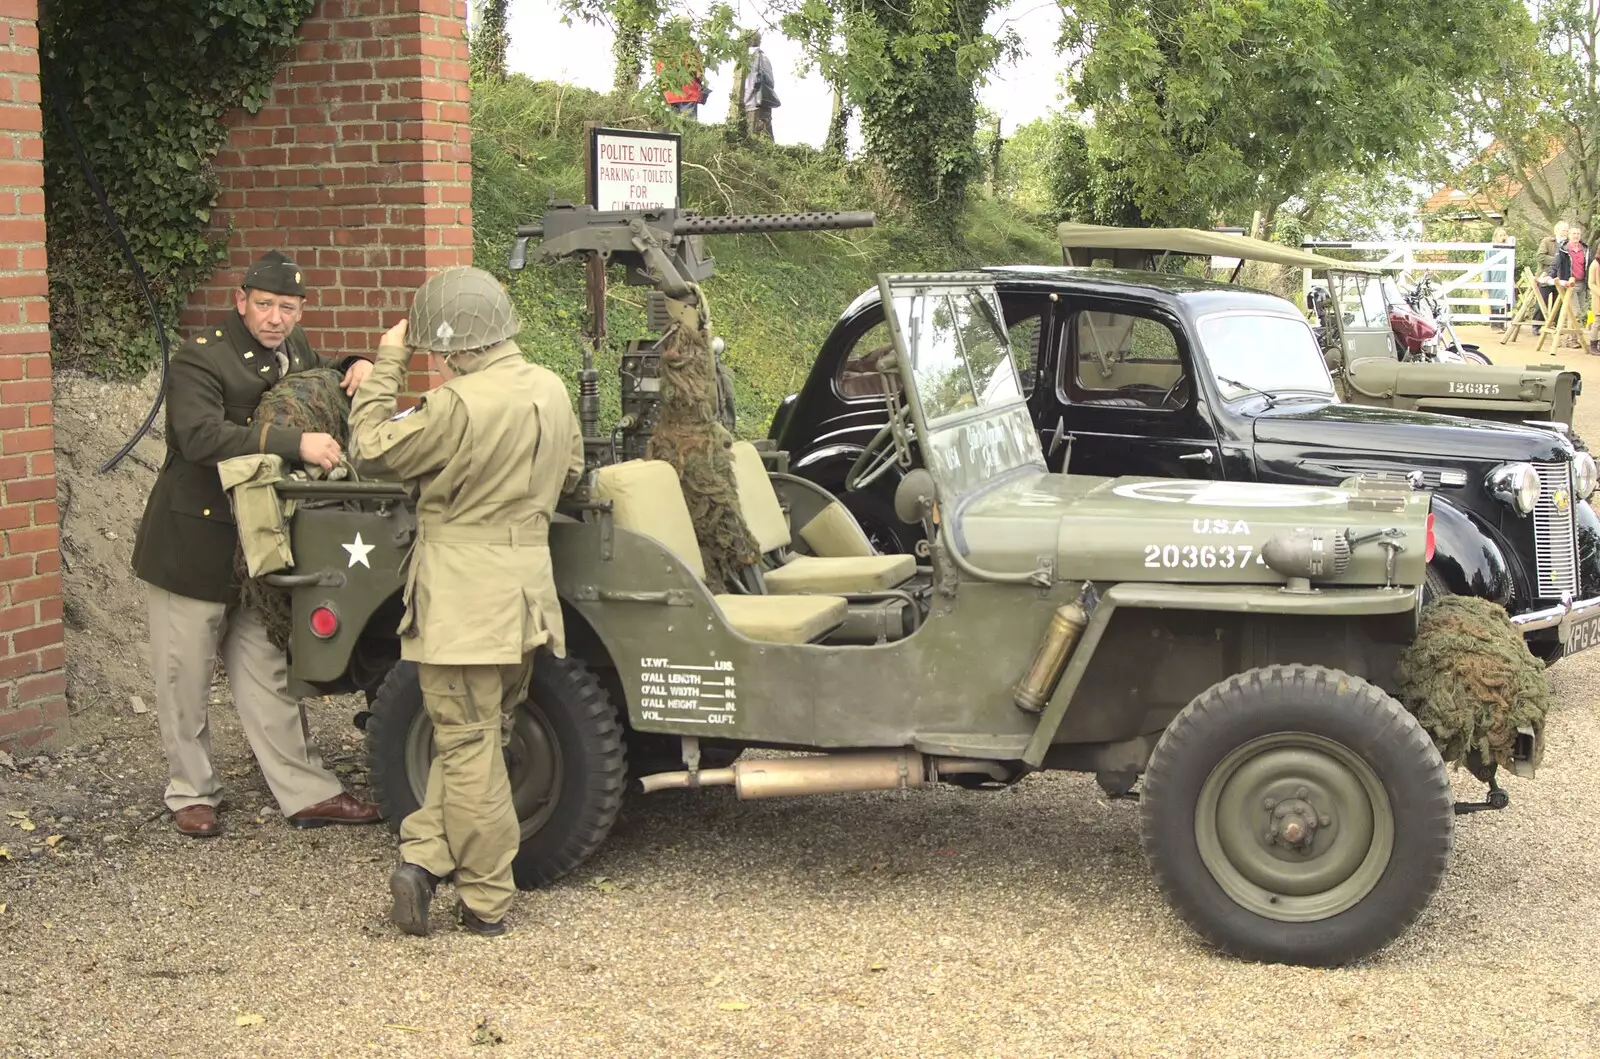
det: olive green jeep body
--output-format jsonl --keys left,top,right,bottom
{"left": 243, "top": 212, "right": 1526, "bottom": 968}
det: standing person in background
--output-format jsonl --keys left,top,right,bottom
{"left": 742, "top": 31, "right": 780, "bottom": 141}
{"left": 654, "top": 17, "right": 707, "bottom": 119}
{"left": 1556, "top": 222, "right": 1590, "bottom": 349}
{"left": 1535, "top": 221, "right": 1569, "bottom": 337}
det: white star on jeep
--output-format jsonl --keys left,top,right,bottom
{"left": 342, "top": 532, "right": 374, "bottom": 569}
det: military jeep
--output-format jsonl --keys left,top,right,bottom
{"left": 253, "top": 241, "right": 1512, "bottom": 966}
{"left": 1052, "top": 223, "right": 1584, "bottom": 432}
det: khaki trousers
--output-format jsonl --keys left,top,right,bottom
{"left": 146, "top": 584, "right": 344, "bottom": 817}
{"left": 399, "top": 659, "right": 533, "bottom": 923}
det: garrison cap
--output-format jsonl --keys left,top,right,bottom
{"left": 240, "top": 251, "right": 306, "bottom": 297}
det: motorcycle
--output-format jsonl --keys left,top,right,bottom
{"left": 1394, "top": 271, "right": 1493, "bottom": 366}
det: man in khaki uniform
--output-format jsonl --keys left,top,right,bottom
{"left": 348, "top": 267, "right": 583, "bottom": 937}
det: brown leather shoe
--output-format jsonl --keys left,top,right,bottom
{"left": 173, "top": 805, "right": 221, "bottom": 838}
{"left": 287, "top": 792, "right": 382, "bottom": 829}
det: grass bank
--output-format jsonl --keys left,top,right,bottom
{"left": 470, "top": 76, "right": 1060, "bottom": 437}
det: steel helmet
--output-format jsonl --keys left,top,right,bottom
{"left": 407, "top": 266, "right": 520, "bottom": 354}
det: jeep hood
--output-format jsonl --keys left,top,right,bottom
{"left": 1344, "top": 357, "right": 1575, "bottom": 414}
{"left": 1252, "top": 400, "right": 1569, "bottom": 464}
{"left": 955, "top": 471, "right": 1430, "bottom": 587}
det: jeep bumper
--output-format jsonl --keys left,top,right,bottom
{"left": 1511, "top": 593, "right": 1600, "bottom": 656}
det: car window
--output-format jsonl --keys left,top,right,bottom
{"left": 1198, "top": 312, "right": 1336, "bottom": 400}
{"left": 835, "top": 316, "right": 903, "bottom": 400}
{"left": 1070, "top": 310, "right": 1184, "bottom": 408}
{"left": 907, "top": 291, "right": 1022, "bottom": 422}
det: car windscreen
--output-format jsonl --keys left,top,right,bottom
{"left": 1198, "top": 311, "right": 1337, "bottom": 400}
{"left": 889, "top": 284, "right": 1044, "bottom": 501}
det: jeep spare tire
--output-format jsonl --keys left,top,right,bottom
{"left": 1140, "top": 664, "right": 1453, "bottom": 967}
{"left": 364, "top": 656, "right": 627, "bottom": 889}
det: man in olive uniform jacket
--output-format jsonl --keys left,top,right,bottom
{"left": 348, "top": 266, "right": 583, "bottom": 937}
{"left": 131, "top": 251, "right": 384, "bottom": 838}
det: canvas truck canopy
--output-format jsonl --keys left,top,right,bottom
{"left": 1056, "top": 223, "right": 1384, "bottom": 275}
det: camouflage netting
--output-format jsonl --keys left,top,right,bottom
{"left": 1395, "top": 595, "right": 1552, "bottom": 770}
{"left": 646, "top": 303, "right": 759, "bottom": 591}
{"left": 234, "top": 367, "right": 352, "bottom": 651}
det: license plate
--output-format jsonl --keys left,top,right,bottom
{"left": 1563, "top": 611, "right": 1600, "bottom": 655}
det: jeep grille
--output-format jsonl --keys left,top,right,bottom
{"left": 1533, "top": 461, "right": 1580, "bottom": 599}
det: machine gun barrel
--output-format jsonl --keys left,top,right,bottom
{"left": 513, "top": 209, "right": 876, "bottom": 242}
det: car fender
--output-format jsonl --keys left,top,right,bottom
{"left": 1578, "top": 498, "right": 1600, "bottom": 597}
{"left": 1427, "top": 496, "right": 1514, "bottom": 606}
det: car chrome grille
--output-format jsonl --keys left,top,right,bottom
{"left": 1533, "top": 461, "right": 1580, "bottom": 599}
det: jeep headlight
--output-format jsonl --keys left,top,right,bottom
{"left": 1486, "top": 462, "right": 1541, "bottom": 515}
{"left": 1575, "top": 452, "right": 1597, "bottom": 500}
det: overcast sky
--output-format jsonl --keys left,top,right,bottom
{"left": 502, "top": 0, "right": 1069, "bottom": 151}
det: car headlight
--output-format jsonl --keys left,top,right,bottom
{"left": 1576, "top": 452, "right": 1598, "bottom": 500}
{"left": 1486, "top": 462, "right": 1541, "bottom": 515}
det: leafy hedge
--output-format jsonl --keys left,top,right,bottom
{"left": 40, "top": 0, "right": 316, "bottom": 377}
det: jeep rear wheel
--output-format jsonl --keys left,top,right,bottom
{"left": 364, "top": 656, "right": 627, "bottom": 889}
{"left": 1140, "top": 664, "right": 1453, "bottom": 967}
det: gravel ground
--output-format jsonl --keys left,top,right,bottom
{"left": 2, "top": 661, "right": 1599, "bottom": 1058}
{"left": 3, "top": 336, "right": 1598, "bottom": 1057}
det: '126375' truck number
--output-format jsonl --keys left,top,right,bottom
{"left": 1144, "top": 544, "right": 1266, "bottom": 569}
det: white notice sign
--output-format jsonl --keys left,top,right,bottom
{"left": 589, "top": 128, "right": 681, "bottom": 211}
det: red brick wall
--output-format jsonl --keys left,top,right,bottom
{"left": 0, "top": 0, "right": 64, "bottom": 749}
{"left": 181, "top": 0, "right": 473, "bottom": 398}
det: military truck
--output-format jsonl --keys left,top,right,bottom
{"left": 1053, "top": 223, "right": 1583, "bottom": 432}
{"left": 246, "top": 208, "right": 1523, "bottom": 968}
{"left": 769, "top": 264, "right": 1600, "bottom": 666}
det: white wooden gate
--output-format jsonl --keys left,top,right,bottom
{"left": 1300, "top": 240, "right": 1518, "bottom": 323}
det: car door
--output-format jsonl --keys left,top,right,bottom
{"left": 1051, "top": 301, "right": 1226, "bottom": 481}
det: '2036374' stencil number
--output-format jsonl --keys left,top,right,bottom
{"left": 1144, "top": 543, "right": 1265, "bottom": 569}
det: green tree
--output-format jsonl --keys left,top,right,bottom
{"left": 779, "top": 0, "right": 1021, "bottom": 240}
{"left": 1058, "top": 0, "right": 1525, "bottom": 231}
{"left": 558, "top": 0, "right": 665, "bottom": 96}
{"left": 1451, "top": 0, "right": 1598, "bottom": 233}
{"left": 469, "top": 0, "right": 510, "bottom": 83}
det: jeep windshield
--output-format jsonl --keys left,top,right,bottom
{"left": 880, "top": 274, "right": 1045, "bottom": 505}
{"left": 1198, "top": 311, "right": 1337, "bottom": 403}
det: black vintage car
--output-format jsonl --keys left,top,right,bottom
{"left": 768, "top": 266, "right": 1600, "bottom": 663}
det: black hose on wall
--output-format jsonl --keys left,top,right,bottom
{"left": 39, "top": 54, "right": 173, "bottom": 474}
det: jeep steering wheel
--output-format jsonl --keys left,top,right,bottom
{"left": 846, "top": 403, "right": 915, "bottom": 492}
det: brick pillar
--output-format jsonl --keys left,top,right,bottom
{"left": 0, "top": 0, "right": 64, "bottom": 750}
{"left": 181, "top": 0, "right": 472, "bottom": 400}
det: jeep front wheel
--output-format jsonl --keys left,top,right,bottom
{"left": 1140, "top": 664, "right": 1453, "bottom": 967}
{"left": 364, "top": 656, "right": 627, "bottom": 890}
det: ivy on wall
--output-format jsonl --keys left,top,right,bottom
{"left": 40, "top": 0, "right": 316, "bottom": 377}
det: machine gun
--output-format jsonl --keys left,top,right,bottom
{"left": 508, "top": 203, "right": 876, "bottom": 467}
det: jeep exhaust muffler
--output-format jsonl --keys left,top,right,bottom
{"left": 636, "top": 750, "right": 1013, "bottom": 798}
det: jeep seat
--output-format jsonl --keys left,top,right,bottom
{"left": 728, "top": 441, "right": 915, "bottom": 594}
{"left": 591, "top": 460, "right": 848, "bottom": 645}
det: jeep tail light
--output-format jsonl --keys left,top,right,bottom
{"left": 1424, "top": 512, "right": 1435, "bottom": 564}
{"left": 309, "top": 606, "right": 339, "bottom": 639}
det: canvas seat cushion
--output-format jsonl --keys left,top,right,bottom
{"left": 727, "top": 441, "right": 914, "bottom": 594}
{"left": 712, "top": 593, "right": 847, "bottom": 644}
{"left": 592, "top": 459, "right": 847, "bottom": 644}
{"left": 762, "top": 553, "right": 916, "bottom": 594}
